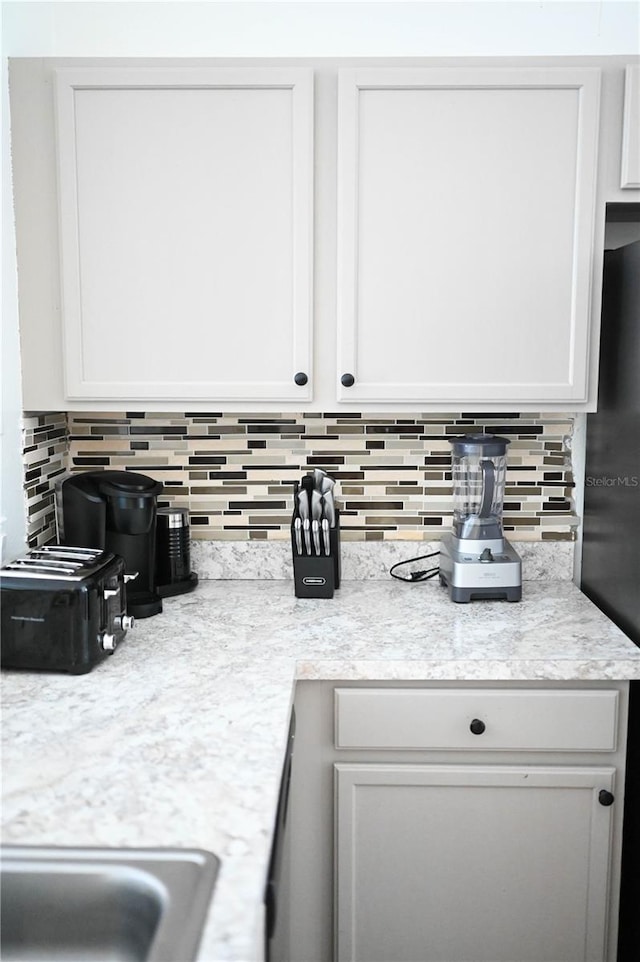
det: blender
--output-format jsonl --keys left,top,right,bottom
{"left": 439, "top": 434, "right": 522, "bottom": 602}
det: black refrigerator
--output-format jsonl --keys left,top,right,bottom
{"left": 580, "top": 220, "right": 640, "bottom": 960}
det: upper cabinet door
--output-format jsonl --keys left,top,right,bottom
{"left": 55, "top": 67, "right": 313, "bottom": 401}
{"left": 337, "top": 67, "right": 601, "bottom": 405}
{"left": 621, "top": 65, "right": 640, "bottom": 189}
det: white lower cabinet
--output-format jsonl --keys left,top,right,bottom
{"left": 335, "top": 763, "right": 615, "bottom": 962}
{"left": 285, "top": 682, "right": 629, "bottom": 962}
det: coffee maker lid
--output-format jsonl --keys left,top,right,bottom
{"left": 449, "top": 433, "right": 511, "bottom": 457}
{"left": 97, "top": 471, "right": 162, "bottom": 499}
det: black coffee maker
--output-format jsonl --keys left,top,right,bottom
{"left": 56, "top": 471, "right": 163, "bottom": 618}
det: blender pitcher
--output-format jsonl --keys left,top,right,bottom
{"left": 451, "top": 434, "right": 510, "bottom": 547}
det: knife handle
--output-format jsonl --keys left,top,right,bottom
{"left": 322, "top": 519, "right": 331, "bottom": 556}
{"left": 303, "top": 518, "right": 312, "bottom": 555}
{"left": 294, "top": 517, "right": 303, "bottom": 555}
{"left": 312, "top": 519, "right": 321, "bottom": 555}
{"left": 298, "top": 489, "right": 309, "bottom": 521}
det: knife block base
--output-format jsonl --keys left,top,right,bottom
{"left": 293, "top": 555, "right": 336, "bottom": 599}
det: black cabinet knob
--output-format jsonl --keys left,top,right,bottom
{"left": 469, "top": 718, "right": 486, "bottom": 735}
{"left": 598, "top": 789, "right": 615, "bottom": 807}
{"left": 341, "top": 373, "right": 355, "bottom": 387}
{"left": 294, "top": 372, "right": 308, "bottom": 386}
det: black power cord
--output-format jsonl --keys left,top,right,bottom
{"left": 389, "top": 550, "right": 440, "bottom": 583}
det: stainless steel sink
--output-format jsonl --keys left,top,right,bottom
{"left": 0, "top": 846, "right": 220, "bottom": 962}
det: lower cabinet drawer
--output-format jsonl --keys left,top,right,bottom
{"left": 334, "top": 688, "right": 619, "bottom": 752}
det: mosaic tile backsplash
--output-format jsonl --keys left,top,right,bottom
{"left": 22, "top": 412, "right": 68, "bottom": 548}
{"left": 23, "top": 411, "right": 578, "bottom": 548}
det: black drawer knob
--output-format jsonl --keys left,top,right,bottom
{"left": 294, "top": 372, "right": 308, "bottom": 386}
{"left": 341, "top": 373, "right": 355, "bottom": 387}
{"left": 598, "top": 789, "right": 615, "bottom": 807}
{"left": 469, "top": 718, "right": 486, "bottom": 736}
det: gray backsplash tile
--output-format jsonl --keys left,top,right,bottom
{"left": 23, "top": 411, "right": 579, "bottom": 558}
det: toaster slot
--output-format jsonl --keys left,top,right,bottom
{"left": 37, "top": 546, "right": 103, "bottom": 563}
{"left": 18, "top": 558, "right": 84, "bottom": 569}
{"left": 5, "top": 559, "right": 80, "bottom": 576}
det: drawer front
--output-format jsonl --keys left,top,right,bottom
{"left": 334, "top": 688, "right": 619, "bottom": 752}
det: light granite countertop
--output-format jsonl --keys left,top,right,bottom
{"left": 2, "top": 579, "right": 640, "bottom": 961}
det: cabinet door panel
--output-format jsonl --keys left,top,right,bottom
{"left": 337, "top": 68, "right": 600, "bottom": 404}
{"left": 55, "top": 67, "right": 313, "bottom": 401}
{"left": 335, "top": 763, "right": 615, "bottom": 962}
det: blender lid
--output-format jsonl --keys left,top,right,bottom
{"left": 448, "top": 433, "right": 511, "bottom": 457}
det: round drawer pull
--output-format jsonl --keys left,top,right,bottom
{"left": 341, "top": 373, "right": 355, "bottom": 387}
{"left": 294, "top": 372, "right": 308, "bottom": 386}
{"left": 598, "top": 789, "right": 615, "bottom": 807}
{"left": 469, "top": 718, "right": 486, "bottom": 736}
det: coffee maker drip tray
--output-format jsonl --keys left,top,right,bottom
{"left": 439, "top": 533, "right": 522, "bottom": 603}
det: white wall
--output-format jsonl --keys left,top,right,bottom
{"left": 1, "top": 11, "right": 28, "bottom": 562}
{"left": 1, "top": 1, "right": 639, "bottom": 562}
{"left": 3, "top": 2, "right": 640, "bottom": 58}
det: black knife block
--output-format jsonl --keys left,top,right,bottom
{"left": 291, "top": 510, "right": 341, "bottom": 599}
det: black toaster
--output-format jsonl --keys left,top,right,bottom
{"left": 0, "top": 546, "right": 134, "bottom": 675}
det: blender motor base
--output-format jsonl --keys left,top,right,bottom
{"left": 438, "top": 533, "right": 522, "bottom": 604}
{"left": 439, "top": 574, "right": 522, "bottom": 604}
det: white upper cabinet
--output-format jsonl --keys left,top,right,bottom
{"left": 13, "top": 58, "right": 635, "bottom": 411}
{"left": 621, "top": 65, "right": 640, "bottom": 189}
{"left": 337, "top": 67, "right": 601, "bottom": 405}
{"left": 54, "top": 67, "right": 314, "bottom": 401}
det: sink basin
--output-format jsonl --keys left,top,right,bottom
{"left": 0, "top": 846, "right": 220, "bottom": 962}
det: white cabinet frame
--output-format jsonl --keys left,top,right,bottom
{"left": 621, "top": 65, "right": 640, "bottom": 189}
{"left": 54, "top": 67, "right": 314, "bottom": 401}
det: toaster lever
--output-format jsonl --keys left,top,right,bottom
{"left": 124, "top": 572, "right": 139, "bottom": 584}
{"left": 103, "top": 588, "right": 119, "bottom": 599}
